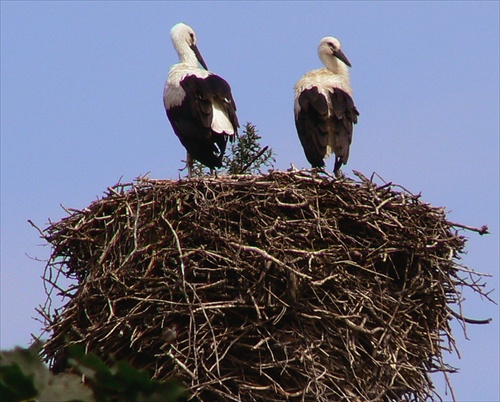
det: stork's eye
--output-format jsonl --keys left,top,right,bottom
{"left": 189, "top": 32, "right": 195, "bottom": 43}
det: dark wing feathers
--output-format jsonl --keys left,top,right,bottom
{"left": 295, "top": 87, "right": 330, "bottom": 168}
{"left": 329, "top": 89, "right": 359, "bottom": 166}
{"left": 296, "top": 86, "right": 359, "bottom": 170}
{"left": 167, "top": 74, "right": 238, "bottom": 169}
{"left": 180, "top": 75, "right": 213, "bottom": 135}
{"left": 205, "top": 74, "right": 239, "bottom": 134}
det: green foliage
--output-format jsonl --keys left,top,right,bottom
{"left": 223, "top": 122, "right": 275, "bottom": 175}
{"left": 67, "top": 344, "right": 187, "bottom": 402}
{"left": 0, "top": 348, "right": 39, "bottom": 402}
{"left": 0, "top": 343, "right": 187, "bottom": 402}
{"left": 189, "top": 159, "right": 209, "bottom": 177}
{"left": 191, "top": 122, "right": 275, "bottom": 176}
{"left": 0, "top": 341, "right": 93, "bottom": 402}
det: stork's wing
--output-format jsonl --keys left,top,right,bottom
{"left": 295, "top": 86, "right": 330, "bottom": 168}
{"left": 166, "top": 73, "right": 238, "bottom": 169}
{"left": 205, "top": 74, "right": 239, "bottom": 134}
{"left": 172, "top": 74, "right": 214, "bottom": 138}
{"left": 329, "top": 89, "right": 359, "bottom": 164}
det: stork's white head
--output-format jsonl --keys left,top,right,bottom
{"left": 318, "top": 36, "right": 351, "bottom": 73}
{"left": 170, "top": 22, "right": 208, "bottom": 69}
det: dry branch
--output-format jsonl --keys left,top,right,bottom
{"left": 39, "top": 170, "right": 492, "bottom": 401}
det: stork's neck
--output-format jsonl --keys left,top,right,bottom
{"left": 173, "top": 40, "right": 198, "bottom": 67}
{"left": 321, "top": 54, "right": 350, "bottom": 78}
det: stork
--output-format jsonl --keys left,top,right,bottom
{"left": 163, "top": 23, "right": 239, "bottom": 176}
{"left": 294, "top": 36, "right": 359, "bottom": 177}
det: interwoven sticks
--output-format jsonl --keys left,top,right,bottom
{"left": 40, "top": 170, "right": 491, "bottom": 401}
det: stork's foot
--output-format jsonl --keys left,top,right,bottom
{"left": 334, "top": 167, "right": 348, "bottom": 179}
{"left": 333, "top": 157, "right": 345, "bottom": 179}
{"left": 178, "top": 159, "right": 189, "bottom": 173}
{"left": 177, "top": 153, "right": 194, "bottom": 178}
{"left": 311, "top": 166, "right": 325, "bottom": 176}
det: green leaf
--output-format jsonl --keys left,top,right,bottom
{"left": 224, "top": 122, "right": 275, "bottom": 175}
{"left": 67, "top": 346, "right": 188, "bottom": 402}
{"left": 67, "top": 344, "right": 111, "bottom": 382}
{"left": 0, "top": 362, "right": 38, "bottom": 402}
{"left": 0, "top": 342, "right": 48, "bottom": 400}
{"left": 1, "top": 343, "right": 96, "bottom": 402}
{"left": 1, "top": 344, "right": 186, "bottom": 402}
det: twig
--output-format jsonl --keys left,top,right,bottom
{"left": 448, "top": 221, "right": 489, "bottom": 235}
{"left": 240, "top": 146, "right": 269, "bottom": 174}
{"left": 447, "top": 307, "right": 492, "bottom": 325}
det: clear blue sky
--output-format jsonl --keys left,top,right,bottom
{"left": 1, "top": 2, "right": 498, "bottom": 400}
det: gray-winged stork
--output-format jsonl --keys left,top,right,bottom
{"left": 163, "top": 23, "right": 239, "bottom": 176}
{"left": 294, "top": 36, "right": 359, "bottom": 177}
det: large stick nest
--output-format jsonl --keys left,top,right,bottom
{"left": 39, "top": 170, "right": 491, "bottom": 401}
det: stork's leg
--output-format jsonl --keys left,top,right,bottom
{"left": 178, "top": 152, "right": 193, "bottom": 177}
{"left": 333, "top": 157, "right": 343, "bottom": 178}
{"left": 187, "top": 152, "right": 193, "bottom": 178}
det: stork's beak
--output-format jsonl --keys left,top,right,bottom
{"left": 191, "top": 44, "right": 208, "bottom": 70}
{"left": 334, "top": 48, "right": 352, "bottom": 68}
